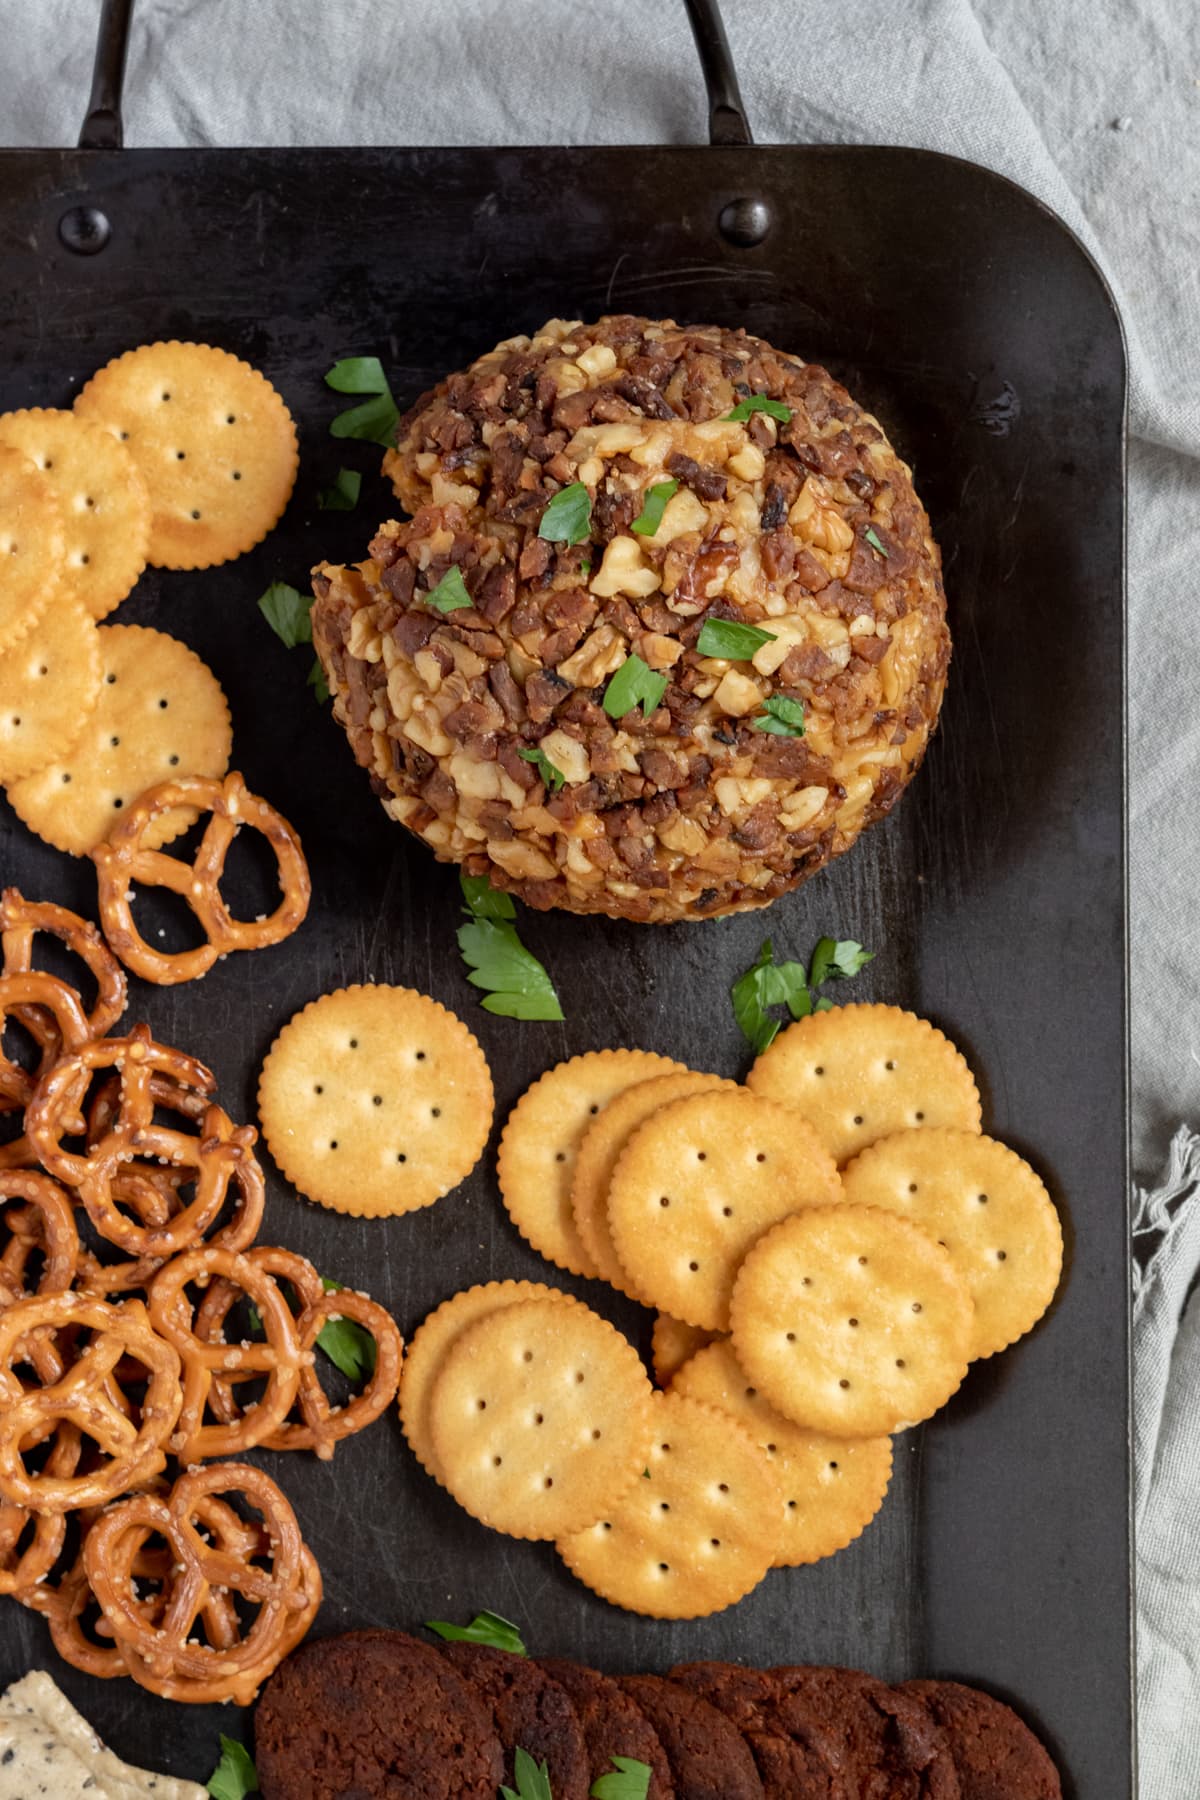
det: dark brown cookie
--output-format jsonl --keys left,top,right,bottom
{"left": 902, "top": 1681, "right": 1062, "bottom": 1800}
{"left": 670, "top": 1660, "right": 851, "bottom": 1798}
{"left": 619, "top": 1674, "right": 764, "bottom": 1800}
{"left": 540, "top": 1658, "right": 675, "bottom": 1797}
{"left": 770, "top": 1665, "right": 960, "bottom": 1799}
{"left": 440, "top": 1641, "right": 591, "bottom": 1799}
{"left": 254, "top": 1629, "right": 503, "bottom": 1800}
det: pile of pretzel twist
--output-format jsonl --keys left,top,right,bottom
{"left": 0, "top": 890, "right": 404, "bottom": 1705}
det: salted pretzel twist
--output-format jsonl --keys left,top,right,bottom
{"left": 0, "top": 973, "right": 95, "bottom": 1111}
{"left": 0, "top": 1293, "right": 182, "bottom": 1512}
{"left": 82, "top": 1462, "right": 321, "bottom": 1704}
{"left": 92, "top": 771, "right": 311, "bottom": 986}
{"left": 0, "top": 889, "right": 127, "bottom": 1047}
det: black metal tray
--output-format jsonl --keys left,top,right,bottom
{"left": 0, "top": 20, "right": 1128, "bottom": 1796}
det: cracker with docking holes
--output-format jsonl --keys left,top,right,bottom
{"left": 74, "top": 341, "right": 298, "bottom": 570}
{"left": 841, "top": 1127, "right": 1063, "bottom": 1360}
{"left": 671, "top": 1337, "right": 893, "bottom": 1566}
{"left": 497, "top": 1049, "right": 686, "bottom": 1279}
{"left": 0, "top": 408, "right": 150, "bottom": 619}
{"left": 651, "top": 1312, "right": 721, "bottom": 1388}
{"left": 558, "top": 1391, "right": 783, "bottom": 1618}
{"left": 607, "top": 1088, "right": 842, "bottom": 1332}
{"left": 399, "top": 1280, "right": 580, "bottom": 1483}
{"left": 5, "top": 624, "right": 231, "bottom": 854}
{"left": 0, "top": 446, "right": 62, "bottom": 654}
{"left": 730, "top": 1204, "right": 974, "bottom": 1436}
{"left": 0, "top": 594, "right": 101, "bottom": 783}
{"left": 571, "top": 1069, "right": 736, "bottom": 1295}
{"left": 428, "top": 1295, "right": 653, "bottom": 1540}
{"left": 747, "top": 1002, "right": 982, "bottom": 1166}
{"left": 258, "top": 984, "right": 493, "bottom": 1219}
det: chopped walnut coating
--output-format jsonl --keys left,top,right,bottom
{"left": 312, "top": 316, "right": 950, "bottom": 924}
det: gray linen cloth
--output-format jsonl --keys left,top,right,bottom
{"left": 4, "top": 1, "right": 1199, "bottom": 1789}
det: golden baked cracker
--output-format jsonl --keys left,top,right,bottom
{"left": 429, "top": 1296, "right": 653, "bottom": 1540}
{"left": 650, "top": 1313, "right": 721, "bottom": 1388}
{"left": 607, "top": 1088, "right": 842, "bottom": 1332}
{"left": 0, "top": 446, "right": 62, "bottom": 654}
{"left": 258, "top": 984, "right": 493, "bottom": 1220}
{"left": 5, "top": 624, "right": 231, "bottom": 854}
{"left": 74, "top": 341, "right": 298, "bottom": 570}
{"left": 840, "top": 1128, "right": 1063, "bottom": 1359}
{"left": 730, "top": 1205, "right": 974, "bottom": 1437}
{"left": 0, "top": 409, "right": 149, "bottom": 619}
{"left": 497, "top": 1049, "right": 686, "bottom": 1279}
{"left": 571, "top": 1070, "right": 736, "bottom": 1295}
{"left": 0, "top": 595, "right": 101, "bottom": 783}
{"left": 400, "top": 1280, "right": 579, "bottom": 1482}
{"left": 557, "top": 1391, "right": 782, "bottom": 1618}
{"left": 671, "top": 1338, "right": 893, "bottom": 1567}
{"left": 747, "top": 1003, "right": 982, "bottom": 1165}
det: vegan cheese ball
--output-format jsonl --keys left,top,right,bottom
{"left": 312, "top": 317, "right": 950, "bottom": 924}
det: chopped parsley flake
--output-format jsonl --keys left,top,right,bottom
{"left": 724, "top": 393, "right": 792, "bottom": 424}
{"left": 695, "top": 618, "right": 777, "bottom": 660}
{"left": 458, "top": 873, "right": 564, "bottom": 1021}
{"left": 325, "top": 355, "right": 400, "bottom": 448}
{"left": 602, "top": 654, "right": 668, "bottom": 720}
{"left": 631, "top": 478, "right": 679, "bottom": 536}
{"left": 538, "top": 481, "right": 592, "bottom": 546}
{"left": 425, "top": 566, "right": 473, "bottom": 613}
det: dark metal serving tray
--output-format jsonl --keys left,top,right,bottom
{"left": 0, "top": 4, "right": 1129, "bottom": 1792}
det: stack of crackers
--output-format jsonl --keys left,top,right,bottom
{"left": 0, "top": 342, "right": 297, "bottom": 854}
{"left": 398, "top": 1004, "right": 1062, "bottom": 1619}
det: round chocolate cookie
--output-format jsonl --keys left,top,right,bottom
{"left": 619, "top": 1673, "right": 763, "bottom": 1800}
{"left": 771, "top": 1666, "right": 960, "bottom": 1799}
{"left": 902, "top": 1681, "right": 1062, "bottom": 1799}
{"left": 254, "top": 1629, "right": 504, "bottom": 1800}
{"left": 670, "top": 1661, "right": 850, "bottom": 1798}
{"left": 440, "top": 1641, "right": 591, "bottom": 1799}
{"left": 312, "top": 315, "right": 950, "bottom": 925}
{"left": 540, "top": 1658, "right": 676, "bottom": 1796}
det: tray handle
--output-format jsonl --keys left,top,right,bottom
{"left": 75, "top": 0, "right": 756, "bottom": 153}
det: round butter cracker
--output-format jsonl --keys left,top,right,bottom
{"left": 75, "top": 341, "right": 298, "bottom": 570}
{"left": 0, "top": 595, "right": 101, "bottom": 783}
{"left": 841, "top": 1127, "right": 1063, "bottom": 1359}
{"left": 731, "top": 1204, "right": 974, "bottom": 1437}
{"left": 429, "top": 1296, "right": 653, "bottom": 1540}
{"left": 650, "top": 1312, "right": 721, "bottom": 1388}
{"left": 0, "top": 446, "right": 61, "bottom": 654}
{"left": 557, "top": 1391, "right": 782, "bottom": 1619}
{"left": 5, "top": 624, "right": 231, "bottom": 854}
{"left": 258, "top": 983, "right": 493, "bottom": 1219}
{"left": 747, "top": 1002, "right": 982, "bottom": 1165}
{"left": 672, "top": 1337, "right": 893, "bottom": 1566}
{"left": 497, "top": 1048, "right": 686, "bottom": 1280}
{"left": 0, "top": 408, "right": 149, "bottom": 619}
{"left": 607, "top": 1088, "right": 842, "bottom": 1332}
{"left": 400, "top": 1280, "right": 579, "bottom": 1483}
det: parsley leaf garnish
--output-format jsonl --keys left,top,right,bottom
{"left": 864, "top": 525, "right": 888, "bottom": 558}
{"left": 207, "top": 1735, "right": 259, "bottom": 1799}
{"left": 732, "top": 935, "right": 873, "bottom": 1053}
{"left": 325, "top": 355, "right": 400, "bottom": 448}
{"left": 592, "top": 1755, "right": 653, "bottom": 1799}
{"left": 602, "top": 654, "right": 668, "bottom": 719}
{"left": 695, "top": 618, "right": 777, "bottom": 660}
{"left": 318, "top": 467, "right": 362, "bottom": 511}
{"left": 458, "top": 873, "right": 564, "bottom": 1021}
{"left": 518, "top": 745, "right": 566, "bottom": 792}
{"left": 631, "top": 478, "right": 679, "bottom": 536}
{"left": 426, "top": 567, "right": 473, "bottom": 613}
{"left": 315, "top": 1279, "right": 376, "bottom": 1381}
{"left": 752, "top": 694, "right": 806, "bottom": 737}
{"left": 258, "top": 581, "right": 312, "bottom": 649}
{"left": 258, "top": 583, "right": 329, "bottom": 704}
{"left": 306, "top": 656, "right": 331, "bottom": 703}
{"left": 426, "top": 1610, "right": 528, "bottom": 1656}
{"left": 538, "top": 481, "right": 592, "bottom": 546}
{"left": 724, "top": 393, "right": 792, "bottom": 424}
{"left": 502, "top": 1748, "right": 555, "bottom": 1800}
{"left": 807, "top": 936, "right": 874, "bottom": 986}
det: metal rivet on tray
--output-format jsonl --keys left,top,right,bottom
{"left": 718, "top": 196, "right": 771, "bottom": 248}
{"left": 58, "top": 205, "right": 111, "bottom": 255}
